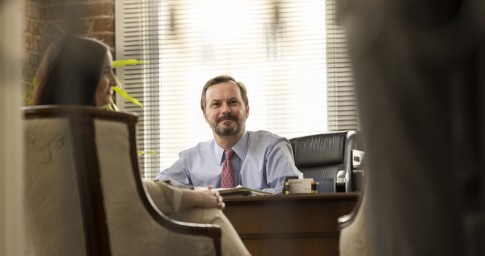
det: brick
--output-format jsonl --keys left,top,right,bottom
{"left": 24, "top": 3, "right": 45, "bottom": 20}
{"left": 24, "top": 36, "right": 37, "bottom": 52}
{"left": 25, "top": 20, "right": 46, "bottom": 36}
{"left": 28, "top": 0, "right": 67, "bottom": 4}
{"left": 22, "top": 0, "right": 116, "bottom": 95}
{"left": 45, "top": 2, "right": 114, "bottom": 20}
{"left": 92, "top": 17, "right": 114, "bottom": 32}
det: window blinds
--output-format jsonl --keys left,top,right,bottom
{"left": 325, "top": 0, "right": 359, "bottom": 131}
{"left": 115, "top": 0, "right": 358, "bottom": 179}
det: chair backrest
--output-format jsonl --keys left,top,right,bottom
{"left": 23, "top": 105, "right": 221, "bottom": 256}
{"left": 289, "top": 130, "right": 362, "bottom": 192}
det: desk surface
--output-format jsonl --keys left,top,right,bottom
{"left": 223, "top": 192, "right": 359, "bottom": 256}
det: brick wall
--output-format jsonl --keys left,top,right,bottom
{"left": 22, "top": 0, "right": 115, "bottom": 104}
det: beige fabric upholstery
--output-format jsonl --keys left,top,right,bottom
{"left": 94, "top": 119, "right": 214, "bottom": 255}
{"left": 24, "top": 118, "right": 87, "bottom": 256}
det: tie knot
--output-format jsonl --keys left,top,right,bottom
{"left": 225, "top": 149, "right": 234, "bottom": 160}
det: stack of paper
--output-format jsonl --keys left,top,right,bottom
{"left": 214, "top": 186, "right": 274, "bottom": 196}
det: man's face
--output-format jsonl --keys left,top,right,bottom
{"left": 204, "top": 81, "right": 249, "bottom": 137}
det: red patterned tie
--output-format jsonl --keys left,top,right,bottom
{"left": 221, "top": 149, "right": 235, "bottom": 188}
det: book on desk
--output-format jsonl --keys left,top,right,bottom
{"left": 214, "top": 186, "right": 274, "bottom": 196}
{"left": 157, "top": 178, "right": 193, "bottom": 189}
{"left": 159, "top": 177, "right": 336, "bottom": 195}
{"left": 158, "top": 178, "right": 274, "bottom": 196}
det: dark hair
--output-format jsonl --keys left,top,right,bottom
{"left": 33, "top": 36, "right": 109, "bottom": 106}
{"left": 200, "top": 75, "right": 249, "bottom": 112}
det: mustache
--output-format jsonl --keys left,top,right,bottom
{"left": 216, "top": 113, "right": 238, "bottom": 123}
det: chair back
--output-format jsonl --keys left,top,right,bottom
{"left": 23, "top": 105, "right": 221, "bottom": 256}
{"left": 289, "top": 130, "right": 362, "bottom": 192}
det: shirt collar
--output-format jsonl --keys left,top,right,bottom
{"left": 214, "top": 131, "right": 249, "bottom": 164}
{"left": 232, "top": 131, "right": 249, "bottom": 161}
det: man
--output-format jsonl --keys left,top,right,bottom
{"left": 156, "top": 75, "right": 301, "bottom": 193}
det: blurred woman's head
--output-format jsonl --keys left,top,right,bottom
{"left": 33, "top": 36, "right": 116, "bottom": 107}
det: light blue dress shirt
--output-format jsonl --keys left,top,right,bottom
{"left": 156, "top": 130, "right": 302, "bottom": 193}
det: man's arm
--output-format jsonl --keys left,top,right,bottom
{"left": 265, "top": 139, "right": 302, "bottom": 191}
{"left": 155, "top": 158, "right": 192, "bottom": 186}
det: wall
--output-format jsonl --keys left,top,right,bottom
{"left": 23, "top": 0, "right": 115, "bottom": 103}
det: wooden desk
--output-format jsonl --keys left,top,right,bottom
{"left": 223, "top": 193, "right": 359, "bottom": 256}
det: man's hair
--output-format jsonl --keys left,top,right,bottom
{"left": 33, "top": 36, "right": 109, "bottom": 106}
{"left": 200, "top": 75, "right": 249, "bottom": 112}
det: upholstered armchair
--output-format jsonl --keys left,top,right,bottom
{"left": 23, "top": 105, "right": 221, "bottom": 256}
{"left": 338, "top": 177, "right": 372, "bottom": 256}
{"left": 289, "top": 130, "right": 363, "bottom": 192}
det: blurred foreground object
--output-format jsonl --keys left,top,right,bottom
{"left": 338, "top": 0, "right": 485, "bottom": 255}
{"left": 0, "top": 0, "right": 24, "bottom": 255}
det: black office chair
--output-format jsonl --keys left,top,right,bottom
{"left": 289, "top": 130, "right": 363, "bottom": 192}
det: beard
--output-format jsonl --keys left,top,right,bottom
{"left": 210, "top": 113, "right": 246, "bottom": 136}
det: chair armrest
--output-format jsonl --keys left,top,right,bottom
{"left": 338, "top": 178, "right": 366, "bottom": 230}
